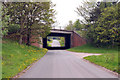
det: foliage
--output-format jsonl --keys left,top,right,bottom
{"left": 76, "top": 1, "right": 97, "bottom": 24}
{"left": 94, "top": 5, "right": 120, "bottom": 46}
{"left": 76, "top": 0, "right": 120, "bottom": 47}
{"left": 1, "top": 9, "right": 10, "bottom": 35}
{"left": 65, "top": 19, "right": 86, "bottom": 37}
{"left": 2, "top": 2, "right": 55, "bottom": 44}
{"left": 2, "top": 39, "right": 47, "bottom": 78}
{"left": 73, "top": 19, "right": 83, "bottom": 30}
{"left": 59, "top": 37, "right": 65, "bottom": 47}
{"left": 65, "top": 20, "right": 74, "bottom": 31}
{"left": 47, "top": 38, "right": 53, "bottom": 47}
{"left": 86, "top": 3, "right": 119, "bottom": 46}
{"left": 8, "top": 24, "right": 20, "bottom": 34}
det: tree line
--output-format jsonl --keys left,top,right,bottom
{"left": 1, "top": 2, "right": 55, "bottom": 45}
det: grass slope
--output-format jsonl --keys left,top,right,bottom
{"left": 2, "top": 39, "right": 47, "bottom": 78}
{"left": 68, "top": 44, "right": 119, "bottom": 74}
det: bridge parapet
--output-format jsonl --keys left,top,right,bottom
{"left": 50, "top": 29, "right": 72, "bottom": 34}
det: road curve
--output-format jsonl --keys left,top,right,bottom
{"left": 20, "top": 50, "right": 117, "bottom": 78}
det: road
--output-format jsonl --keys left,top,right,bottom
{"left": 50, "top": 40, "right": 61, "bottom": 47}
{"left": 20, "top": 50, "right": 117, "bottom": 78}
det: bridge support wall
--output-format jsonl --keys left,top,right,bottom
{"left": 71, "top": 31, "right": 86, "bottom": 47}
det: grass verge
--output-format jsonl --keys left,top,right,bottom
{"left": 2, "top": 39, "right": 48, "bottom": 78}
{"left": 67, "top": 44, "right": 119, "bottom": 74}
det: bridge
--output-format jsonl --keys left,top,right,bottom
{"left": 5, "top": 29, "right": 86, "bottom": 49}
{"left": 31, "top": 29, "right": 86, "bottom": 50}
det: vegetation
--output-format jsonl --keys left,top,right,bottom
{"left": 84, "top": 53, "right": 119, "bottom": 74}
{"left": 68, "top": 44, "right": 119, "bottom": 73}
{"left": 65, "top": 20, "right": 86, "bottom": 37}
{"left": 47, "top": 39, "right": 53, "bottom": 47}
{"left": 2, "top": 2, "right": 55, "bottom": 45}
{"left": 59, "top": 37, "right": 65, "bottom": 47}
{"left": 75, "top": 1, "right": 120, "bottom": 47}
{"left": 2, "top": 39, "right": 47, "bottom": 78}
{"left": 68, "top": 44, "right": 118, "bottom": 54}
{"left": 64, "top": 21, "right": 73, "bottom": 31}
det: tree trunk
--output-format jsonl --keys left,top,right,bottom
{"left": 19, "top": 34, "right": 23, "bottom": 44}
{"left": 26, "top": 28, "right": 31, "bottom": 46}
{"left": 19, "top": 18, "right": 24, "bottom": 44}
{"left": 26, "top": 21, "right": 32, "bottom": 46}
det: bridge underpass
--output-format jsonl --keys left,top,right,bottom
{"left": 43, "top": 32, "right": 71, "bottom": 50}
{"left": 42, "top": 29, "right": 86, "bottom": 50}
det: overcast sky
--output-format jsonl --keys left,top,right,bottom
{"left": 51, "top": 0, "right": 83, "bottom": 29}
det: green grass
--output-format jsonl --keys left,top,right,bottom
{"left": 84, "top": 54, "right": 119, "bottom": 73}
{"left": 68, "top": 44, "right": 119, "bottom": 74}
{"left": 2, "top": 39, "right": 48, "bottom": 78}
{"left": 68, "top": 44, "right": 118, "bottom": 54}
{"left": 47, "top": 39, "right": 53, "bottom": 47}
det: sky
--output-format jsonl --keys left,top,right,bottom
{"left": 51, "top": 0, "right": 83, "bottom": 29}
{"left": 51, "top": 0, "right": 118, "bottom": 29}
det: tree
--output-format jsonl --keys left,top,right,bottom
{"left": 76, "top": 0, "right": 97, "bottom": 24}
{"left": 94, "top": 4, "right": 120, "bottom": 46}
{"left": 2, "top": 2, "right": 55, "bottom": 45}
{"left": 76, "top": 0, "right": 119, "bottom": 47}
{"left": 65, "top": 20, "right": 74, "bottom": 31}
{"left": 0, "top": 3, "right": 9, "bottom": 36}
{"left": 73, "top": 19, "right": 84, "bottom": 30}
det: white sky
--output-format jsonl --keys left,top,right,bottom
{"left": 51, "top": 0, "right": 83, "bottom": 29}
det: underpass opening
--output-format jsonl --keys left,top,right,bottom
{"left": 47, "top": 36, "right": 65, "bottom": 47}
{"left": 43, "top": 33, "right": 71, "bottom": 50}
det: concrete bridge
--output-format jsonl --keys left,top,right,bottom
{"left": 31, "top": 29, "right": 86, "bottom": 49}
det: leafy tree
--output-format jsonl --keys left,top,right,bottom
{"left": 65, "top": 20, "right": 74, "bottom": 31}
{"left": 65, "top": 19, "right": 86, "bottom": 37}
{"left": 73, "top": 19, "right": 81, "bottom": 30}
{"left": 8, "top": 24, "right": 20, "bottom": 34}
{"left": 0, "top": 4, "right": 9, "bottom": 36}
{"left": 94, "top": 4, "right": 120, "bottom": 46}
{"left": 2, "top": 2, "right": 55, "bottom": 45}
{"left": 76, "top": 0, "right": 97, "bottom": 24}
{"left": 76, "top": 0, "right": 119, "bottom": 47}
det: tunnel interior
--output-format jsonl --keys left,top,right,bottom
{"left": 43, "top": 33, "right": 71, "bottom": 50}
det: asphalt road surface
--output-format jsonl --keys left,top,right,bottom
{"left": 20, "top": 50, "right": 117, "bottom": 78}
{"left": 50, "top": 40, "right": 61, "bottom": 47}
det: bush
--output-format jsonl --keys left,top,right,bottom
{"left": 8, "top": 24, "right": 20, "bottom": 34}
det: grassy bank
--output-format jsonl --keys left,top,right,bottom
{"left": 2, "top": 39, "right": 47, "bottom": 78}
{"left": 68, "top": 44, "right": 119, "bottom": 74}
